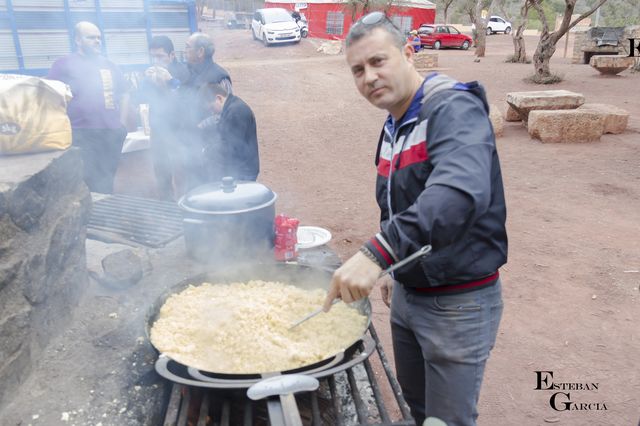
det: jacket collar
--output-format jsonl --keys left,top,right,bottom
{"left": 384, "top": 74, "right": 438, "bottom": 136}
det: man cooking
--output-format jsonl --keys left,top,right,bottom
{"left": 323, "top": 12, "right": 508, "bottom": 426}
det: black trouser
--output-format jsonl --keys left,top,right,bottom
{"left": 72, "top": 127, "right": 126, "bottom": 194}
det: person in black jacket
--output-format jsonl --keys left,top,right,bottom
{"left": 323, "top": 12, "right": 507, "bottom": 426}
{"left": 136, "top": 35, "right": 190, "bottom": 200}
{"left": 200, "top": 82, "right": 259, "bottom": 181}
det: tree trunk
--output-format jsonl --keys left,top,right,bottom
{"left": 533, "top": 35, "right": 557, "bottom": 77}
{"left": 444, "top": 6, "right": 449, "bottom": 24}
{"left": 530, "top": 0, "right": 608, "bottom": 80}
{"left": 475, "top": 30, "right": 487, "bottom": 57}
{"left": 473, "top": 0, "right": 487, "bottom": 57}
{"left": 512, "top": 34, "right": 527, "bottom": 62}
{"left": 510, "top": 0, "right": 530, "bottom": 63}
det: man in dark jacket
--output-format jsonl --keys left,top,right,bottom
{"left": 178, "top": 32, "right": 233, "bottom": 192}
{"left": 137, "top": 35, "right": 189, "bottom": 200}
{"left": 200, "top": 83, "right": 259, "bottom": 181}
{"left": 323, "top": 12, "right": 507, "bottom": 426}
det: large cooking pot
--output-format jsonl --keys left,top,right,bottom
{"left": 146, "top": 262, "right": 372, "bottom": 383}
{"left": 178, "top": 177, "right": 277, "bottom": 263}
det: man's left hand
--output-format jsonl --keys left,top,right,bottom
{"left": 323, "top": 251, "right": 382, "bottom": 311}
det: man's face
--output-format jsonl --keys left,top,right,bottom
{"left": 185, "top": 37, "right": 202, "bottom": 65}
{"left": 346, "top": 28, "right": 414, "bottom": 112}
{"left": 150, "top": 48, "right": 173, "bottom": 68}
{"left": 76, "top": 26, "right": 102, "bottom": 56}
{"left": 207, "top": 94, "right": 225, "bottom": 114}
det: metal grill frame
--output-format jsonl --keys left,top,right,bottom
{"left": 162, "top": 325, "right": 415, "bottom": 426}
{"left": 88, "top": 194, "right": 183, "bottom": 248}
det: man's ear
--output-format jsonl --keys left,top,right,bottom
{"left": 403, "top": 43, "right": 415, "bottom": 65}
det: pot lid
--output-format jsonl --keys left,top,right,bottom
{"left": 178, "top": 177, "right": 277, "bottom": 214}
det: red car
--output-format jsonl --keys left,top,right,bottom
{"left": 418, "top": 24, "right": 472, "bottom": 50}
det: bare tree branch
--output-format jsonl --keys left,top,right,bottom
{"left": 566, "top": 0, "right": 607, "bottom": 32}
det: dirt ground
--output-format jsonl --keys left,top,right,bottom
{"left": 179, "top": 27, "right": 638, "bottom": 425}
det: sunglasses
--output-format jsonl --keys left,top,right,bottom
{"left": 354, "top": 11, "right": 400, "bottom": 30}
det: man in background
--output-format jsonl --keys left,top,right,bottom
{"left": 137, "top": 35, "right": 189, "bottom": 200}
{"left": 200, "top": 82, "right": 259, "bottom": 182}
{"left": 48, "top": 21, "right": 129, "bottom": 194}
{"left": 178, "top": 32, "right": 233, "bottom": 191}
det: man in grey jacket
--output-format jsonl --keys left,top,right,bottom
{"left": 323, "top": 12, "right": 508, "bottom": 426}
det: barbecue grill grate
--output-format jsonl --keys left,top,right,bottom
{"left": 88, "top": 194, "right": 183, "bottom": 248}
{"left": 162, "top": 325, "right": 415, "bottom": 426}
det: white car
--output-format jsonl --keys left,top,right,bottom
{"left": 486, "top": 16, "right": 511, "bottom": 35}
{"left": 472, "top": 15, "right": 512, "bottom": 35}
{"left": 251, "top": 8, "right": 301, "bottom": 46}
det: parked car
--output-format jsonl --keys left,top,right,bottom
{"left": 251, "top": 8, "right": 301, "bottom": 46}
{"left": 418, "top": 25, "right": 472, "bottom": 50}
{"left": 472, "top": 16, "right": 512, "bottom": 35}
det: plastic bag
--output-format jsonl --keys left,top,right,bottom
{"left": 0, "top": 74, "right": 72, "bottom": 155}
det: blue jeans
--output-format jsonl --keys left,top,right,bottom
{"left": 391, "top": 279, "right": 503, "bottom": 426}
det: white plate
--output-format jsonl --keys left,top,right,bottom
{"left": 296, "top": 226, "right": 332, "bottom": 250}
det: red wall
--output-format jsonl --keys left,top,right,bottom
{"left": 266, "top": 3, "right": 435, "bottom": 40}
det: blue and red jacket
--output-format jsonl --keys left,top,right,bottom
{"left": 363, "top": 73, "right": 508, "bottom": 294}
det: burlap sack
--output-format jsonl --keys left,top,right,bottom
{"left": 0, "top": 74, "right": 72, "bottom": 155}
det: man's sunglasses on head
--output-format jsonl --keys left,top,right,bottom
{"left": 354, "top": 11, "right": 400, "bottom": 30}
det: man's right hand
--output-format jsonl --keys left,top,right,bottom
{"left": 145, "top": 66, "right": 172, "bottom": 86}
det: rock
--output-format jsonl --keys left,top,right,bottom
{"left": 317, "top": 40, "right": 342, "bottom": 55}
{"left": 578, "top": 103, "right": 629, "bottom": 134}
{"left": 8, "top": 182, "right": 45, "bottom": 232}
{"left": 505, "top": 104, "right": 522, "bottom": 122}
{"left": 0, "top": 258, "right": 22, "bottom": 292}
{"left": 527, "top": 110, "right": 605, "bottom": 143}
{"left": 101, "top": 249, "right": 144, "bottom": 288}
{"left": 0, "top": 149, "right": 89, "bottom": 408}
{"left": 0, "top": 308, "right": 31, "bottom": 362}
{"left": 22, "top": 255, "right": 47, "bottom": 305}
{"left": 506, "top": 90, "right": 585, "bottom": 122}
{"left": 589, "top": 55, "right": 635, "bottom": 75}
{"left": 489, "top": 104, "right": 505, "bottom": 137}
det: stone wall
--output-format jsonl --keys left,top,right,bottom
{"left": 0, "top": 148, "right": 91, "bottom": 409}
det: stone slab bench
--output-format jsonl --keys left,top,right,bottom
{"left": 589, "top": 55, "right": 635, "bottom": 75}
{"left": 414, "top": 51, "right": 438, "bottom": 70}
{"left": 506, "top": 90, "right": 585, "bottom": 122}
{"left": 578, "top": 103, "right": 629, "bottom": 134}
{"left": 528, "top": 110, "right": 605, "bottom": 143}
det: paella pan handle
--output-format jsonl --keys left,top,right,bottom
{"left": 248, "top": 374, "right": 320, "bottom": 426}
{"left": 155, "top": 354, "right": 258, "bottom": 389}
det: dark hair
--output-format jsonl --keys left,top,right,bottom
{"left": 346, "top": 12, "right": 405, "bottom": 50}
{"left": 149, "top": 35, "right": 174, "bottom": 54}
{"left": 201, "top": 82, "right": 228, "bottom": 100}
{"left": 191, "top": 33, "right": 215, "bottom": 58}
